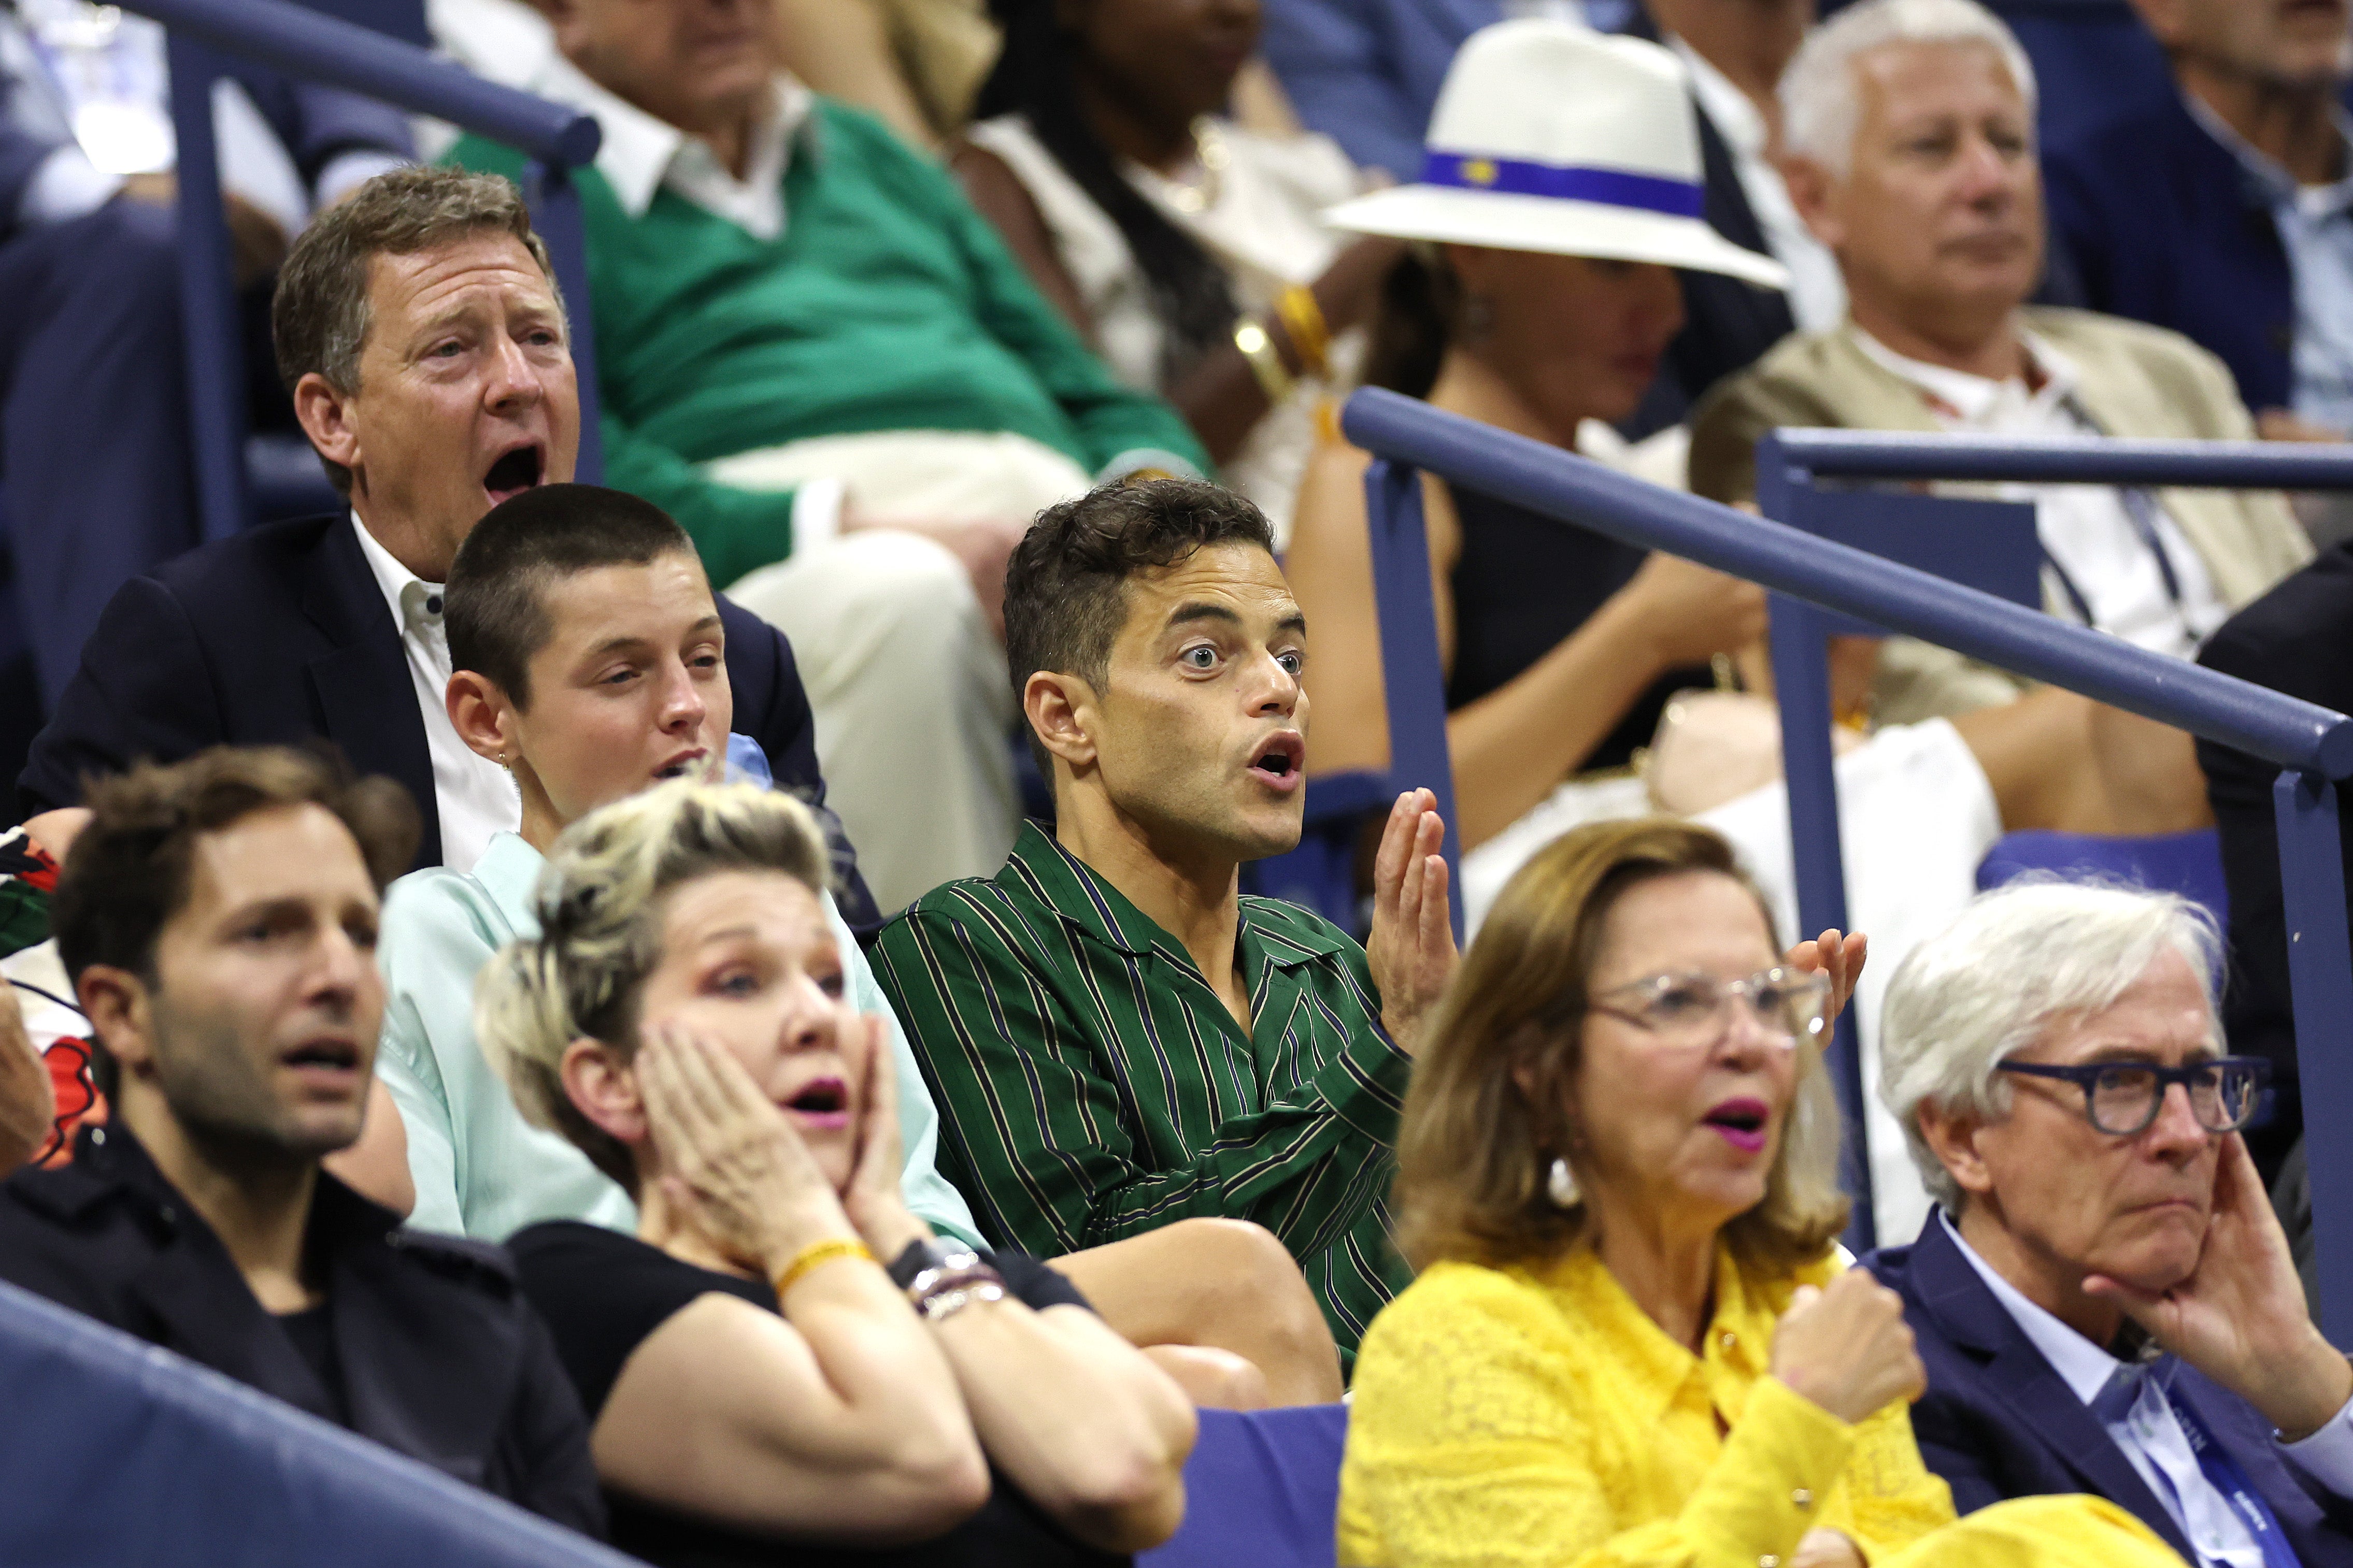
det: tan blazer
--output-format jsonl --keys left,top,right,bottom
{"left": 1688, "top": 309, "right": 2315, "bottom": 723}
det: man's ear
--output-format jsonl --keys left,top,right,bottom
{"left": 76, "top": 965, "right": 155, "bottom": 1084}
{"left": 447, "top": 671, "right": 519, "bottom": 768}
{"left": 1780, "top": 156, "right": 1842, "bottom": 250}
{"left": 1914, "top": 1100, "right": 1997, "bottom": 1204}
{"left": 1024, "top": 670, "right": 1100, "bottom": 776}
{"left": 560, "top": 1038, "right": 646, "bottom": 1146}
{"left": 292, "top": 371, "right": 361, "bottom": 481}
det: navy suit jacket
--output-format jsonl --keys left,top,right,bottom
{"left": 1866, "top": 1213, "right": 2353, "bottom": 1566}
{"left": 19, "top": 512, "right": 877, "bottom": 922}
{"left": 2044, "top": 92, "right": 2298, "bottom": 414}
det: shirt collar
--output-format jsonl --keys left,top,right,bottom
{"left": 1939, "top": 1207, "right": 2122, "bottom": 1407}
{"left": 1535, "top": 1240, "right": 1787, "bottom": 1428}
{"left": 1666, "top": 36, "right": 1764, "bottom": 161}
{"left": 527, "top": 50, "right": 816, "bottom": 224}
{"left": 474, "top": 831, "right": 548, "bottom": 930}
{"left": 349, "top": 512, "right": 443, "bottom": 633}
{"left": 1850, "top": 321, "right": 2081, "bottom": 425}
{"left": 998, "top": 821, "right": 1350, "bottom": 973}
{"left": 2181, "top": 87, "right": 2353, "bottom": 215}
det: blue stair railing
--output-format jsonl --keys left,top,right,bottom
{"left": 1343, "top": 388, "right": 2353, "bottom": 1339}
{"left": 120, "top": 0, "right": 604, "bottom": 543}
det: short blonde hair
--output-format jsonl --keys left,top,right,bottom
{"left": 1393, "top": 817, "right": 1848, "bottom": 1273}
{"left": 475, "top": 779, "right": 832, "bottom": 1188}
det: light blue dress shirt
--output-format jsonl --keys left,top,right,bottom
{"left": 1942, "top": 1209, "right": 2353, "bottom": 1566}
{"left": 375, "top": 830, "right": 981, "bottom": 1246}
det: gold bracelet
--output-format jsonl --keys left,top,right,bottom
{"left": 1234, "top": 316, "right": 1295, "bottom": 404}
{"left": 1276, "top": 283, "right": 1331, "bottom": 378}
{"left": 773, "top": 1237, "right": 875, "bottom": 1300}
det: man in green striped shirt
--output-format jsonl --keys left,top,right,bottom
{"left": 872, "top": 480, "right": 1458, "bottom": 1369}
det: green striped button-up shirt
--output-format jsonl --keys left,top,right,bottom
{"left": 870, "top": 823, "right": 1415, "bottom": 1362}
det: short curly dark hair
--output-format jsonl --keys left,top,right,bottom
{"left": 1004, "top": 480, "right": 1276, "bottom": 787}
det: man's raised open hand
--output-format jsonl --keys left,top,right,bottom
{"left": 1366, "top": 789, "right": 1458, "bottom": 1055}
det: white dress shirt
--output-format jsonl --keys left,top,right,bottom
{"left": 1851, "top": 326, "right": 2230, "bottom": 658}
{"left": 1943, "top": 1209, "right": 2353, "bottom": 1566}
{"left": 1670, "top": 38, "right": 1845, "bottom": 334}
{"left": 351, "top": 516, "right": 518, "bottom": 873}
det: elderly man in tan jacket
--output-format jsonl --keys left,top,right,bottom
{"left": 1690, "top": 0, "right": 2312, "bottom": 726}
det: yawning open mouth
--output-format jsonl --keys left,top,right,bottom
{"left": 483, "top": 442, "right": 545, "bottom": 505}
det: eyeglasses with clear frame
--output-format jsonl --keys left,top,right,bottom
{"left": 1585, "top": 966, "right": 1832, "bottom": 1049}
{"left": 1993, "top": 1056, "right": 2270, "bottom": 1137}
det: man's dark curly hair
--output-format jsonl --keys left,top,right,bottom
{"left": 1004, "top": 480, "right": 1276, "bottom": 787}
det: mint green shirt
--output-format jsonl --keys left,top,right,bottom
{"left": 376, "top": 831, "right": 981, "bottom": 1246}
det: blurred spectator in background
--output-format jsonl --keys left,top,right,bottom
{"left": 0, "top": 747, "right": 605, "bottom": 1532}
{"left": 1691, "top": 0, "right": 2312, "bottom": 728}
{"left": 955, "top": 0, "right": 1395, "bottom": 541}
{"left": 479, "top": 780, "right": 1195, "bottom": 1564}
{"left": 452, "top": 0, "right": 1208, "bottom": 910}
{"left": 873, "top": 480, "right": 1457, "bottom": 1373}
{"left": 1258, "top": 0, "right": 1834, "bottom": 431}
{"left": 0, "top": 984, "right": 46, "bottom": 1173}
{"left": 0, "top": 4, "right": 410, "bottom": 719}
{"left": 17, "top": 168, "right": 873, "bottom": 924}
{"left": 1869, "top": 882, "right": 2353, "bottom": 1567}
{"left": 2044, "top": 0, "right": 2353, "bottom": 442}
{"left": 2191, "top": 535, "right": 2353, "bottom": 1188}
{"left": 1341, "top": 818, "right": 2177, "bottom": 1568}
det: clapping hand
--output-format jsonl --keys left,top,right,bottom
{"left": 2083, "top": 1133, "right": 2353, "bottom": 1441}
{"left": 1785, "top": 927, "right": 1868, "bottom": 1029}
{"left": 1365, "top": 788, "right": 1457, "bottom": 1056}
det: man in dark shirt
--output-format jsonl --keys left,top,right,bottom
{"left": 0, "top": 745, "right": 602, "bottom": 1533}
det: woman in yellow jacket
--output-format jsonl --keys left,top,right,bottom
{"left": 1339, "top": 818, "right": 2183, "bottom": 1568}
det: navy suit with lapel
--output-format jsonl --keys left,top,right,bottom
{"left": 1866, "top": 1213, "right": 2353, "bottom": 1566}
{"left": 19, "top": 511, "right": 875, "bottom": 918}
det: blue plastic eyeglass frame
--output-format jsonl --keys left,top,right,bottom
{"left": 1994, "top": 1056, "right": 2272, "bottom": 1136}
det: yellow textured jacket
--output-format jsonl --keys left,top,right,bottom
{"left": 1338, "top": 1242, "right": 2181, "bottom": 1568}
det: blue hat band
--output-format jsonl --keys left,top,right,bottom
{"left": 1419, "top": 150, "right": 1704, "bottom": 220}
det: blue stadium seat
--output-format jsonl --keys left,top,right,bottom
{"left": 1140, "top": 1403, "right": 1350, "bottom": 1568}
{"left": 1977, "top": 826, "right": 2230, "bottom": 925}
{"left": 0, "top": 1277, "right": 627, "bottom": 1567}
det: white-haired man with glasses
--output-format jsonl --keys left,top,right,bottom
{"left": 1862, "top": 880, "right": 2353, "bottom": 1567}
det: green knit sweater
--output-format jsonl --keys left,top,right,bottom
{"left": 449, "top": 103, "right": 1205, "bottom": 587}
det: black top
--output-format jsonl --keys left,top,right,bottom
{"left": 1444, "top": 482, "right": 1712, "bottom": 773}
{"left": 276, "top": 1302, "right": 350, "bottom": 1427}
{"left": 509, "top": 1221, "right": 1121, "bottom": 1568}
{"left": 0, "top": 1125, "right": 603, "bottom": 1534}
{"left": 2194, "top": 537, "right": 2353, "bottom": 1178}
{"left": 16, "top": 511, "right": 876, "bottom": 923}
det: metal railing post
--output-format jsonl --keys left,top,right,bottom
{"left": 2276, "top": 768, "right": 2353, "bottom": 1346}
{"left": 165, "top": 32, "right": 249, "bottom": 545}
{"left": 523, "top": 160, "right": 603, "bottom": 485}
{"left": 1363, "top": 458, "right": 1464, "bottom": 944}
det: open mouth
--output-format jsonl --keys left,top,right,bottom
{"left": 1247, "top": 732, "right": 1306, "bottom": 794}
{"left": 784, "top": 1076, "right": 851, "bottom": 1130}
{"left": 652, "top": 749, "right": 708, "bottom": 783}
{"left": 482, "top": 441, "right": 545, "bottom": 506}
{"left": 1702, "top": 1097, "right": 1770, "bottom": 1153}
{"left": 281, "top": 1037, "right": 362, "bottom": 1086}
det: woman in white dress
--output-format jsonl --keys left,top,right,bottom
{"left": 951, "top": 0, "right": 1399, "bottom": 540}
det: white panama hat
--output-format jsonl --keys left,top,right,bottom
{"left": 1323, "top": 20, "right": 1789, "bottom": 289}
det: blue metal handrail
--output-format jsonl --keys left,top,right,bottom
{"left": 1769, "top": 428, "right": 2353, "bottom": 489}
{"left": 1342, "top": 387, "right": 2353, "bottom": 1341}
{"left": 122, "top": 0, "right": 605, "bottom": 542}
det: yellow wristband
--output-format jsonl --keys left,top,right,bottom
{"left": 773, "top": 1237, "right": 875, "bottom": 1299}
{"left": 1276, "top": 283, "right": 1331, "bottom": 378}
{"left": 1234, "top": 316, "right": 1295, "bottom": 404}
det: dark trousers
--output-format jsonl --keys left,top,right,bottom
{"left": 0, "top": 196, "right": 199, "bottom": 709}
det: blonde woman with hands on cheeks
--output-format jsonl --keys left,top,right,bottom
{"left": 479, "top": 781, "right": 1195, "bottom": 1566}
{"left": 1337, "top": 817, "right": 2190, "bottom": 1568}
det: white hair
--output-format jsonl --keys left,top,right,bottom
{"left": 1779, "top": 0, "right": 2040, "bottom": 176}
{"left": 1877, "top": 880, "right": 2221, "bottom": 1214}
